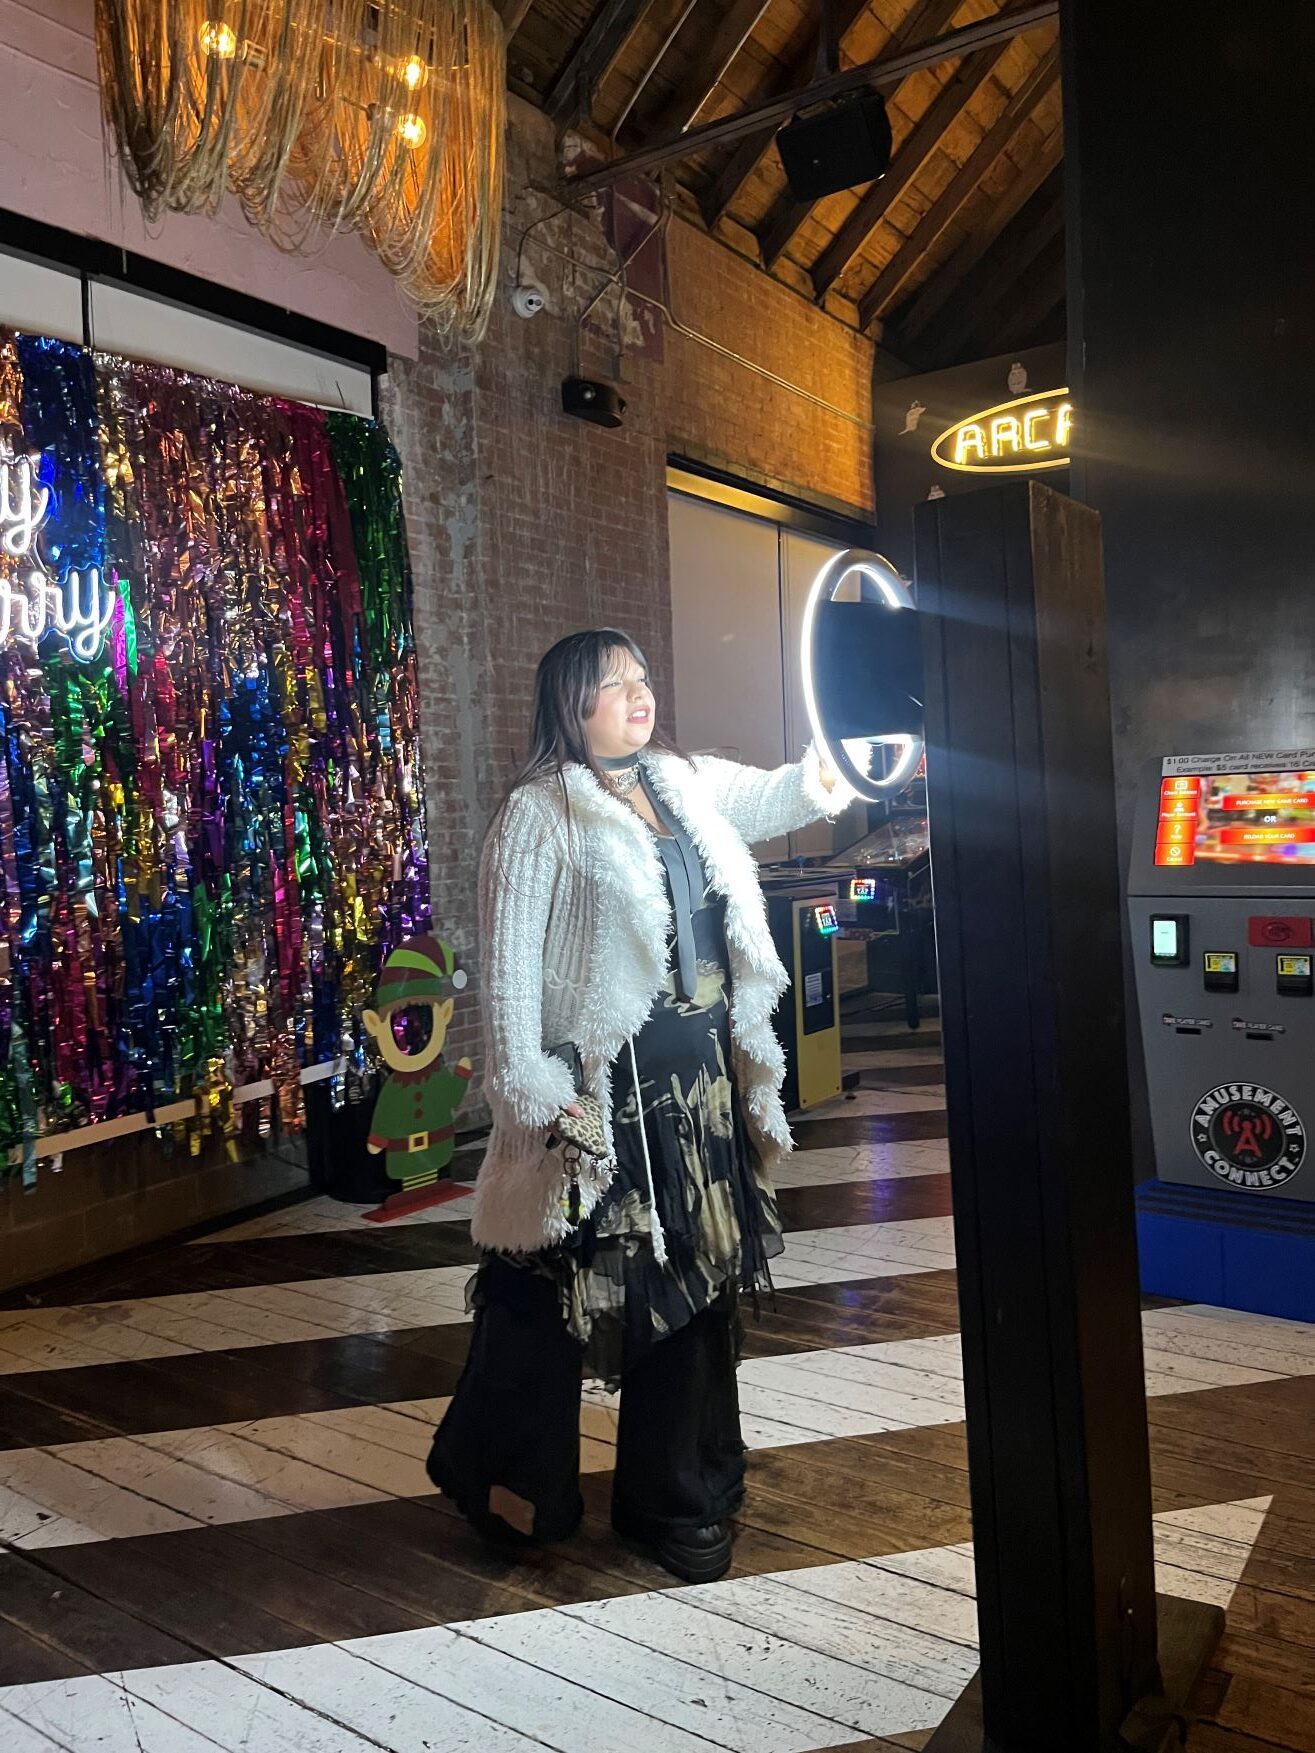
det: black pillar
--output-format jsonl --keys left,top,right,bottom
{"left": 915, "top": 481, "right": 1220, "bottom": 1753}
{"left": 1063, "top": 0, "right": 1315, "bottom": 847}
{"left": 1064, "top": 2, "right": 1315, "bottom": 1173}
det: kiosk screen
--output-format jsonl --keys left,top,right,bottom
{"left": 1155, "top": 769, "right": 1315, "bottom": 867}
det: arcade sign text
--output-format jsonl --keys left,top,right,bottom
{"left": 931, "top": 390, "right": 1073, "bottom": 475}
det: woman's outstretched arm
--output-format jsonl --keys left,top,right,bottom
{"left": 691, "top": 745, "right": 858, "bottom": 846}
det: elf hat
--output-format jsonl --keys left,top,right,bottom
{"left": 374, "top": 934, "right": 468, "bottom": 1010}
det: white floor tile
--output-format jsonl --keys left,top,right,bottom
{"left": 231, "top": 1643, "right": 547, "bottom": 1751}
{"left": 466, "top": 1602, "right": 869, "bottom": 1751}
{"left": 559, "top": 1589, "right": 949, "bottom": 1739}
{"left": 352, "top": 1623, "right": 738, "bottom": 1753}
{"left": 0, "top": 1676, "right": 226, "bottom": 1752}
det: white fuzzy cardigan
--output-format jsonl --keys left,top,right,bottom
{"left": 471, "top": 746, "right": 850, "bottom": 1253}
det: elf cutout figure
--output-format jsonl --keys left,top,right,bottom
{"left": 363, "top": 935, "right": 472, "bottom": 1205}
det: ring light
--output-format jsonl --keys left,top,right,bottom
{"left": 800, "top": 548, "right": 924, "bottom": 803}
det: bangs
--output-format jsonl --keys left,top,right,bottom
{"left": 600, "top": 637, "right": 645, "bottom": 682}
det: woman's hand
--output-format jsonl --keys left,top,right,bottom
{"left": 819, "top": 757, "right": 839, "bottom": 794}
{"left": 547, "top": 1102, "right": 584, "bottom": 1144}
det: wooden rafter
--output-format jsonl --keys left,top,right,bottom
{"left": 756, "top": 0, "right": 966, "bottom": 271}
{"left": 889, "top": 132, "right": 1061, "bottom": 347}
{"left": 544, "top": 0, "right": 654, "bottom": 127}
{"left": 856, "top": 39, "right": 1059, "bottom": 330}
{"left": 809, "top": 40, "right": 1014, "bottom": 301}
{"left": 562, "top": 2, "right": 1058, "bottom": 195}
{"left": 644, "top": 0, "right": 774, "bottom": 140}
{"left": 919, "top": 175, "right": 1063, "bottom": 362}
{"left": 698, "top": 0, "right": 871, "bottom": 230}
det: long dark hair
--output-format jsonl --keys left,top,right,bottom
{"left": 487, "top": 628, "right": 687, "bottom": 868}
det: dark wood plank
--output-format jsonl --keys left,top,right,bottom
{"left": 743, "top": 1268, "right": 964, "bottom": 1356}
{"left": 791, "top": 1109, "right": 949, "bottom": 1149}
{"left": 0, "top": 1551, "right": 196, "bottom": 1676}
{"left": 777, "top": 1172, "right": 953, "bottom": 1229}
{"left": 29, "top": 1538, "right": 320, "bottom": 1669}
{"left": 153, "top": 1522, "right": 433, "bottom": 1645}
{"left": 0, "top": 1617, "right": 93, "bottom": 1687}
{"left": 1, "top": 1221, "right": 479, "bottom": 1307}
{"left": 858, "top": 1064, "right": 946, "bottom": 1088}
{"left": 843, "top": 1025, "right": 942, "bottom": 1049}
{"left": 0, "top": 1331, "right": 468, "bottom": 1448}
{"left": 739, "top": 1455, "right": 972, "bottom": 1561}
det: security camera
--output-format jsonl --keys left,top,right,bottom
{"left": 512, "top": 283, "right": 546, "bottom": 318}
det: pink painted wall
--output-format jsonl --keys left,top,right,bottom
{"left": 0, "top": 0, "right": 419, "bottom": 358}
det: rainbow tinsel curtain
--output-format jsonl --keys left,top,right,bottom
{"left": 0, "top": 332, "right": 430, "bottom": 1182}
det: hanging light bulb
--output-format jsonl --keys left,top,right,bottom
{"left": 401, "top": 54, "right": 428, "bottom": 90}
{"left": 198, "top": 19, "right": 238, "bottom": 58}
{"left": 396, "top": 113, "right": 427, "bottom": 149}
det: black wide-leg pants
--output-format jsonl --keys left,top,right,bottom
{"left": 428, "top": 1258, "right": 747, "bottom": 1544}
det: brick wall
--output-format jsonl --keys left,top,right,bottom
{"left": 663, "top": 219, "right": 876, "bottom": 518}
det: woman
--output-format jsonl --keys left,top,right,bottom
{"left": 429, "top": 629, "right": 850, "bottom": 1584}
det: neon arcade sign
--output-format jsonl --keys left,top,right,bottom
{"left": 0, "top": 446, "right": 116, "bottom": 662}
{"left": 931, "top": 389, "right": 1074, "bottom": 474}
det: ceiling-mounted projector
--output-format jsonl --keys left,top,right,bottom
{"left": 800, "top": 548, "right": 924, "bottom": 803}
{"left": 776, "top": 92, "right": 892, "bottom": 201}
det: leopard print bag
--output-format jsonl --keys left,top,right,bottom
{"left": 545, "top": 1043, "right": 612, "bottom": 1225}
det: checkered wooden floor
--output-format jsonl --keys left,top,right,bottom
{"left": 0, "top": 1027, "right": 1311, "bottom": 1751}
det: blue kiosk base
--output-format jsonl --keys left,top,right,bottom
{"left": 1137, "top": 1179, "right": 1315, "bottom": 1324}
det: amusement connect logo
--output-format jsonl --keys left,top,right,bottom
{"left": 1190, "top": 1082, "right": 1306, "bottom": 1190}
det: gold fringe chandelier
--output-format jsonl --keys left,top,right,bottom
{"left": 95, "top": 1, "right": 506, "bottom": 341}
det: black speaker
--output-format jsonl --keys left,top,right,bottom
{"left": 776, "top": 92, "right": 893, "bottom": 202}
{"left": 561, "top": 377, "right": 626, "bottom": 428}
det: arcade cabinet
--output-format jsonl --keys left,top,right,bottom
{"left": 1129, "top": 749, "right": 1315, "bottom": 1316}
{"left": 763, "top": 874, "right": 844, "bottom": 1112}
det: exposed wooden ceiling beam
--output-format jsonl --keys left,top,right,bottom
{"left": 545, "top": 0, "right": 654, "bottom": 128}
{"left": 809, "top": 41, "right": 1013, "bottom": 301}
{"left": 495, "top": 0, "right": 536, "bottom": 37}
{"left": 889, "top": 133, "right": 1061, "bottom": 347}
{"left": 857, "top": 41, "right": 1059, "bottom": 330}
{"left": 561, "top": 1, "right": 1059, "bottom": 196}
{"left": 698, "top": 0, "right": 881, "bottom": 231}
{"left": 643, "top": 0, "right": 773, "bottom": 142}
{"left": 754, "top": 0, "right": 966, "bottom": 269}
{"left": 920, "top": 180, "right": 1064, "bottom": 363}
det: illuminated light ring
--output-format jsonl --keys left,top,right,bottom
{"left": 800, "top": 547, "right": 923, "bottom": 803}
{"left": 930, "top": 388, "right": 1073, "bottom": 475}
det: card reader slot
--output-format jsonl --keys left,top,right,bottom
{"left": 1245, "top": 1030, "right": 1273, "bottom": 1041}
{"left": 1174, "top": 1025, "right": 1201, "bottom": 1035}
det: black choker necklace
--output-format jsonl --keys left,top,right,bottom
{"left": 599, "top": 753, "right": 642, "bottom": 795}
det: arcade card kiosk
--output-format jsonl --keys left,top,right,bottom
{"left": 1130, "top": 750, "right": 1315, "bottom": 1316}
{"left": 763, "top": 873, "right": 845, "bottom": 1112}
